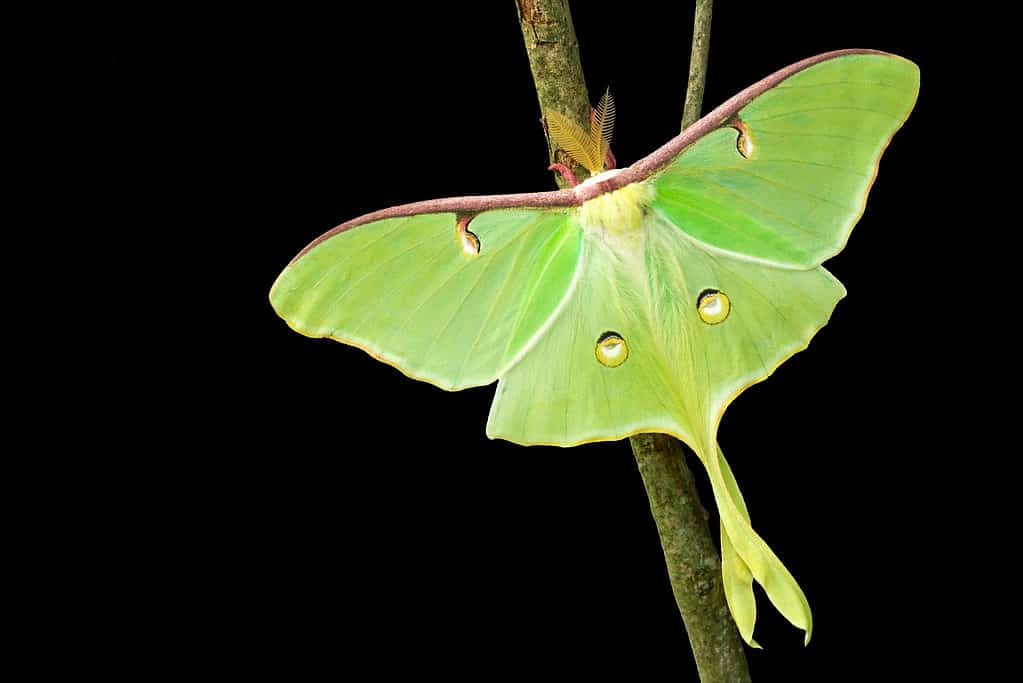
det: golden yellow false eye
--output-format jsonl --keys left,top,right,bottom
{"left": 697, "top": 290, "right": 731, "bottom": 324}
{"left": 595, "top": 331, "right": 629, "bottom": 367}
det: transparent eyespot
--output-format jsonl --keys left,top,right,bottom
{"left": 459, "top": 229, "right": 481, "bottom": 256}
{"left": 697, "top": 289, "right": 731, "bottom": 325}
{"left": 736, "top": 130, "right": 754, "bottom": 159}
{"left": 729, "top": 119, "right": 754, "bottom": 159}
{"left": 595, "top": 331, "right": 629, "bottom": 367}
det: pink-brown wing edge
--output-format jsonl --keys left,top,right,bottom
{"left": 286, "top": 49, "right": 892, "bottom": 265}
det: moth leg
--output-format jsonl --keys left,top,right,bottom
{"left": 547, "top": 162, "right": 579, "bottom": 187}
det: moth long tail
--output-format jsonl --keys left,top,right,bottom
{"left": 698, "top": 442, "right": 813, "bottom": 647}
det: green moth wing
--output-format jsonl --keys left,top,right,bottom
{"left": 650, "top": 52, "right": 919, "bottom": 267}
{"left": 485, "top": 197, "right": 842, "bottom": 644}
{"left": 271, "top": 204, "right": 582, "bottom": 390}
{"left": 270, "top": 49, "right": 919, "bottom": 647}
{"left": 486, "top": 209, "right": 845, "bottom": 445}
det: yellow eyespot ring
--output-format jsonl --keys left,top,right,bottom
{"left": 595, "top": 331, "right": 629, "bottom": 367}
{"left": 697, "top": 289, "right": 731, "bottom": 324}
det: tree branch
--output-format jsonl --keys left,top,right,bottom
{"left": 514, "top": 0, "right": 592, "bottom": 188}
{"left": 682, "top": 0, "right": 714, "bottom": 130}
{"left": 516, "top": 2, "right": 749, "bottom": 680}
{"left": 630, "top": 434, "right": 750, "bottom": 681}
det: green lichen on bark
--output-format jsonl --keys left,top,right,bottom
{"left": 515, "top": 0, "right": 592, "bottom": 187}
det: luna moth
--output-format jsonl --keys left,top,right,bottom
{"left": 270, "top": 49, "right": 919, "bottom": 646}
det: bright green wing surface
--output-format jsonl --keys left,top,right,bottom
{"left": 271, "top": 52, "right": 919, "bottom": 647}
{"left": 486, "top": 210, "right": 844, "bottom": 445}
{"left": 270, "top": 209, "right": 581, "bottom": 390}
{"left": 653, "top": 53, "right": 919, "bottom": 267}
{"left": 486, "top": 208, "right": 843, "bottom": 644}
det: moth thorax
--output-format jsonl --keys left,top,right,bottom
{"left": 579, "top": 180, "right": 654, "bottom": 235}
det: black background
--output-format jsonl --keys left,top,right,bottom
{"left": 113, "top": 2, "right": 964, "bottom": 678}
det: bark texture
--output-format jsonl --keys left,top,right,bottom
{"left": 631, "top": 434, "right": 750, "bottom": 682}
{"left": 515, "top": 0, "right": 593, "bottom": 187}
{"left": 682, "top": 0, "right": 714, "bottom": 130}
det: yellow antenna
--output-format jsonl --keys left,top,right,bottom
{"left": 592, "top": 88, "right": 615, "bottom": 163}
{"left": 545, "top": 89, "right": 615, "bottom": 174}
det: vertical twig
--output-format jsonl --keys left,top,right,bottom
{"left": 516, "top": 2, "right": 750, "bottom": 681}
{"left": 682, "top": 0, "right": 714, "bottom": 130}
{"left": 630, "top": 435, "right": 750, "bottom": 682}
{"left": 514, "top": 0, "right": 592, "bottom": 187}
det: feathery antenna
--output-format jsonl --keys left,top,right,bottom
{"left": 593, "top": 88, "right": 615, "bottom": 162}
{"left": 545, "top": 88, "right": 615, "bottom": 175}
